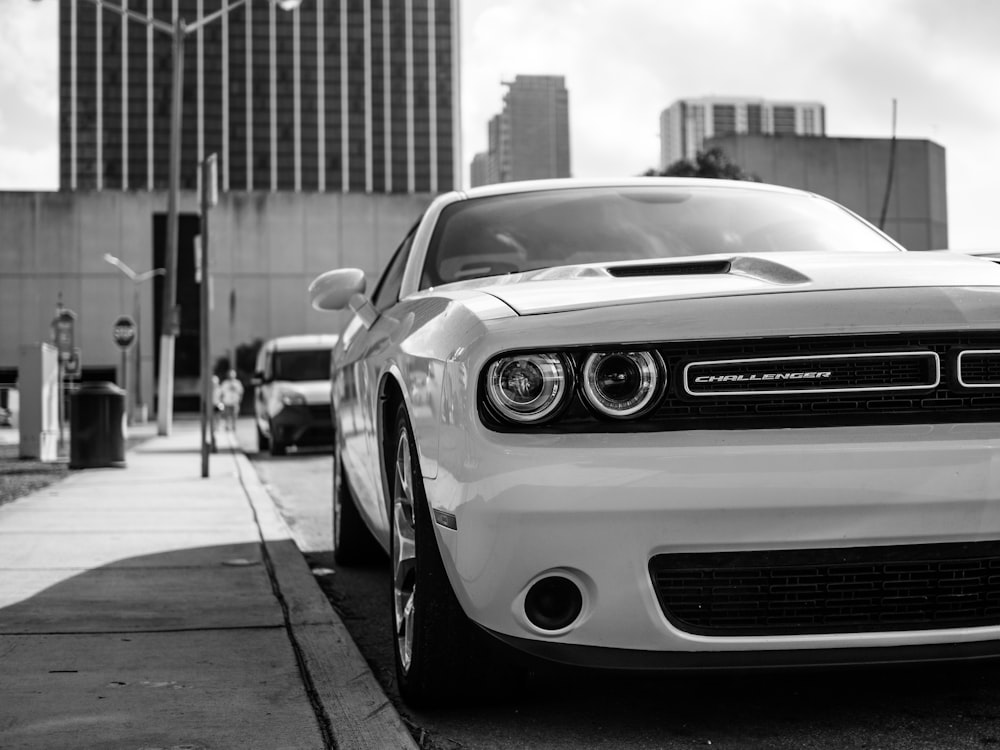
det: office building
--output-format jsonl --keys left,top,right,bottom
{"left": 59, "top": 0, "right": 460, "bottom": 194}
{"left": 660, "top": 96, "right": 825, "bottom": 168}
{"left": 470, "top": 74, "right": 570, "bottom": 186}
{"left": 709, "top": 133, "right": 947, "bottom": 251}
{"left": 469, "top": 151, "right": 489, "bottom": 188}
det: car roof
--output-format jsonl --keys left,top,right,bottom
{"left": 451, "top": 176, "right": 808, "bottom": 202}
{"left": 264, "top": 334, "right": 339, "bottom": 352}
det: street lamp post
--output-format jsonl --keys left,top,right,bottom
{"left": 80, "top": 0, "right": 304, "bottom": 437}
{"left": 103, "top": 254, "right": 165, "bottom": 424}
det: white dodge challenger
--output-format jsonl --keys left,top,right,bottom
{"left": 309, "top": 178, "right": 1000, "bottom": 706}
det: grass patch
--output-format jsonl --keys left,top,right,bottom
{"left": 0, "top": 443, "right": 70, "bottom": 508}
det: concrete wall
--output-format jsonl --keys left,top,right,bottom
{"left": 0, "top": 190, "right": 433, "bottom": 406}
{"left": 707, "top": 135, "right": 948, "bottom": 251}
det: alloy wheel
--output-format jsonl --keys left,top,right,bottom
{"left": 392, "top": 426, "right": 417, "bottom": 673}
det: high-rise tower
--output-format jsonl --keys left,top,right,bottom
{"left": 470, "top": 74, "right": 569, "bottom": 186}
{"left": 59, "top": 0, "right": 460, "bottom": 194}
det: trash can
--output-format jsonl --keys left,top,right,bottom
{"left": 70, "top": 381, "right": 127, "bottom": 469}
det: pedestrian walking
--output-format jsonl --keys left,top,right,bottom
{"left": 218, "top": 370, "right": 244, "bottom": 431}
{"left": 211, "top": 374, "right": 222, "bottom": 431}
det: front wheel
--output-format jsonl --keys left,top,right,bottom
{"left": 389, "top": 405, "right": 483, "bottom": 707}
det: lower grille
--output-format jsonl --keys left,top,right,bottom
{"left": 307, "top": 404, "right": 331, "bottom": 421}
{"left": 649, "top": 542, "right": 1000, "bottom": 636}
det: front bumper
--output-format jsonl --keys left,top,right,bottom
{"left": 271, "top": 404, "right": 334, "bottom": 446}
{"left": 485, "top": 630, "right": 1000, "bottom": 670}
{"left": 426, "top": 422, "right": 1000, "bottom": 665}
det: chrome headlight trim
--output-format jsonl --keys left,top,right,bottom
{"left": 580, "top": 350, "right": 664, "bottom": 419}
{"left": 486, "top": 353, "right": 570, "bottom": 424}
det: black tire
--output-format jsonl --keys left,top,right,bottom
{"left": 388, "top": 404, "right": 488, "bottom": 707}
{"left": 256, "top": 423, "right": 270, "bottom": 452}
{"left": 333, "top": 439, "right": 381, "bottom": 566}
{"left": 269, "top": 421, "right": 286, "bottom": 456}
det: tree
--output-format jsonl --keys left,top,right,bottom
{"left": 644, "top": 147, "right": 760, "bottom": 181}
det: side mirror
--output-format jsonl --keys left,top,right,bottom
{"left": 309, "top": 268, "right": 366, "bottom": 311}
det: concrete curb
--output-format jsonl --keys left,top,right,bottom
{"left": 224, "top": 435, "right": 419, "bottom": 750}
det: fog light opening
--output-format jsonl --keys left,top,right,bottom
{"left": 524, "top": 575, "right": 584, "bottom": 632}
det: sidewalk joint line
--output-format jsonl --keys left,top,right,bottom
{"left": 0, "top": 624, "right": 287, "bottom": 636}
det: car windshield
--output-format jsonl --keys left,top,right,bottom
{"left": 421, "top": 185, "right": 901, "bottom": 287}
{"left": 272, "top": 349, "right": 331, "bottom": 382}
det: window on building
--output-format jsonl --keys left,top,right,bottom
{"left": 773, "top": 106, "right": 796, "bottom": 134}
{"left": 712, "top": 104, "right": 736, "bottom": 135}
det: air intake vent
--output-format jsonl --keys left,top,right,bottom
{"left": 649, "top": 541, "right": 1000, "bottom": 636}
{"left": 608, "top": 260, "right": 731, "bottom": 278}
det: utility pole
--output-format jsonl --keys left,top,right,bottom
{"left": 199, "top": 154, "right": 218, "bottom": 478}
{"left": 878, "top": 98, "right": 899, "bottom": 232}
{"left": 156, "top": 15, "right": 187, "bottom": 437}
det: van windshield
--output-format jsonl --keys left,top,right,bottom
{"left": 272, "top": 349, "right": 331, "bottom": 382}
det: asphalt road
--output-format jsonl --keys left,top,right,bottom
{"left": 238, "top": 421, "right": 1000, "bottom": 750}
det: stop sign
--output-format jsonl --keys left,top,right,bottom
{"left": 113, "top": 315, "right": 137, "bottom": 349}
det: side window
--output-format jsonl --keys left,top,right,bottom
{"left": 372, "top": 226, "right": 417, "bottom": 312}
{"left": 255, "top": 347, "right": 270, "bottom": 379}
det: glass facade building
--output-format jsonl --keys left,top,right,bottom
{"left": 59, "top": 0, "right": 460, "bottom": 194}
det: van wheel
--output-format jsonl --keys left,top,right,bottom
{"left": 269, "top": 422, "right": 286, "bottom": 456}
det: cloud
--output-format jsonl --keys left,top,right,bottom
{"left": 0, "top": 0, "right": 58, "bottom": 161}
{"left": 0, "top": 143, "right": 58, "bottom": 191}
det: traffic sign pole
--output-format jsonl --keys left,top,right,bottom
{"left": 51, "top": 303, "right": 77, "bottom": 459}
{"left": 113, "top": 315, "right": 138, "bottom": 425}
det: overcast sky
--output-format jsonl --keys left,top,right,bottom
{"left": 2, "top": 0, "right": 998, "bottom": 248}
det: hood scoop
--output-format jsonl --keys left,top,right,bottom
{"left": 605, "top": 255, "right": 811, "bottom": 286}
{"left": 608, "top": 259, "right": 731, "bottom": 277}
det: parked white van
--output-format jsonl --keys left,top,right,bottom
{"left": 251, "top": 334, "right": 338, "bottom": 456}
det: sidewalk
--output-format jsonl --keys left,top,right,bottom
{"left": 0, "top": 419, "right": 416, "bottom": 750}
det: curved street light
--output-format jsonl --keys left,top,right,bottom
{"left": 104, "top": 253, "right": 164, "bottom": 424}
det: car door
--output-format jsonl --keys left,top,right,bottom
{"left": 338, "top": 227, "right": 417, "bottom": 538}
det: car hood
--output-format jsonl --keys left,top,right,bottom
{"left": 468, "top": 252, "right": 1000, "bottom": 316}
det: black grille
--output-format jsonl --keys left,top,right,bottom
{"left": 307, "top": 404, "right": 330, "bottom": 421}
{"left": 959, "top": 350, "right": 1000, "bottom": 387}
{"left": 685, "top": 352, "right": 938, "bottom": 395}
{"left": 649, "top": 542, "right": 1000, "bottom": 636}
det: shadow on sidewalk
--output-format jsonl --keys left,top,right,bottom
{"left": 0, "top": 540, "right": 326, "bottom": 750}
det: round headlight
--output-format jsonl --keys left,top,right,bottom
{"left": 581, "top": 351, "right": 663, "bottom": 418}
{"left": 486, "top": 353, "right": 568, "bottom": 424}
